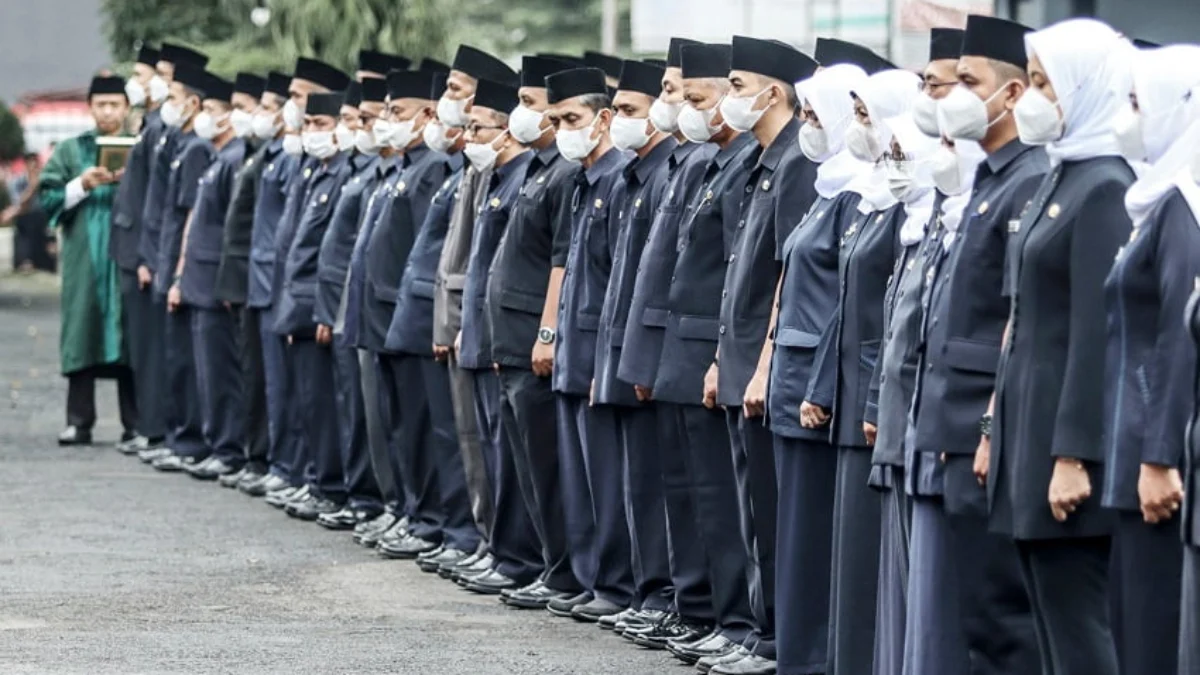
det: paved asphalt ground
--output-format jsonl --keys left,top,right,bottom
{"left": 0, "top": 271, "right": 675, "bottom": 675}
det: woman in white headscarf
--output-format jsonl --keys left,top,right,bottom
{"left": 988, "top": 18, "right": 1135, "bottom": 675}
{"left": 765, "top": 62, "right": 870, "bottom": 675}
{"left": 801, "top": 66, "right": 919, "bottom": 675}
{"left": 1104, "top": 44, "right": 1200, "bottom": 675}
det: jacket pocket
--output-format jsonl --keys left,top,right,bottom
{"left": 774, "top": 327, "right": 820, "bottom": 348}
{"left": 289, "top": 280, "right": 316, "bottom": 300}
{"left": 677, "top": 315, "right": 719, "bottom": 341}
{"left": 411, "top": 278, "right": 436, "bottom": 300}
{"left": 944, "top": 338, "right": 1001, "bottom": 375}
{"left": 497, "top": 287, "right": 546, "bottom": 315}
{"left": 641, "top": 307, "right": 668, "bottom": 328}
{"left": 190, "top": 247, "right": 222, "bottom": 264}
{"left": 576, "top": 312, "right": 600, "bottom": 332}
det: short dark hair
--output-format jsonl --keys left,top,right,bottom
{"left": 181, "top": 84, "right": 205, "bottom": 101}
{"left": 488, "top": 109, "right": 510, "bottom": 127}
{"left": 578, "top": 92, "right": 612, "bottom": 114}
{"left": 988, "top": 58, "right": 1028, "bottom": 85}
{"left": 770, "top": 76, "right": 799, "bottom": 111}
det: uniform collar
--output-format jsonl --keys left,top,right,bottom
{"left": 350, "top": 151, "right": 376, "bottom": 172}
{"left": 583, "top": 146, "right": 627, "bottom": 186}
{"left": 983, "top": 137, "right": 1037, "bottom": 177}
{"left": 669, "top": 140, "right": 703, "bottom": 170}
{"left": 536, "top": 143, "right": 560, "bottom": 168}
{"left": 625, "top": 136, "right": 678, "bottom": 185}
{"left": 716, "top": 133, "right": 755, "bottom": 170}
{"left": 745, "top": 117, "right": 800, "bottom": 173}
{"left": 445, "top": 149, "right": 464, "bottom": 175}
{"left": 217, "top": 137, "right": 245, "bottom": 159}
{"left": 402, "top": 143, "right": 430, "bottom": 168}
{"left": 494, "top": 150, "right": 533, "bottom": 185}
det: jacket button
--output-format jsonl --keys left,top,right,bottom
{"left": 729, "top": 253, "right": 736, "bottom": 262}
{"left": 719, "top": 325, "right": 726, "bottom": 335}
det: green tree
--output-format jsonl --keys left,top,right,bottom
{"left": 455, "top": 0, "right": 633, "bottom": 60}
{"left": 0, "top": 100, "right": 25, "bottom": 163}
{"left": 100, "top": 0, "right": 235, "bottom": 61}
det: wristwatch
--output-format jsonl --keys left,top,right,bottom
{"left": 537, "top": 327, "right": 556, "bottom": 345}
{"left": 979, "top": 413, "right": 993, "bottom": 439}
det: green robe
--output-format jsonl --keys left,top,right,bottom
{"left": 38, "top": 130, "right": 125, "bottom": 375}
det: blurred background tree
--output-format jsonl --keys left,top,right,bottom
{"left": 100, "top": 0, "right": 633, "bottom": 76}
{"left": 0, "top": 100, "right": 25, "bottom": 162}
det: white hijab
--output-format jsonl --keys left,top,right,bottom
{"left": 847, "top": 69, "right": 922, "bottom": 213}
{"left": 1122, "top": 45, "right": 1200, "bottom": 227}
{"left": 797, "top": 64, "right": 871, "bottom": 200}
{"left": 884, "top": 113, "right": 939, "bottom": 245}
{"left": 1025, "top": 18, "right": 1134, "bottom": 165}
{"left": 940, "top": 139, "right": 988, "bottom": 250}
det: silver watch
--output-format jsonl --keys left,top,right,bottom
{"left": 537, "top": 327, "right": 556, "bottom": 345}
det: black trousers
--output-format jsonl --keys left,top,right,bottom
{"left": 292, "top": 339, "right": 345, "bottom": 503}
{"left": 66, "top": 365, "right": 136, "bottom": 433}
{"left": 238, "top": 307, "right": 270, "bottom": 472}
{"left": 1015, "top": 537, "right": 1118, "bottom": 675}
{"left": 656, "top": 402, "right": 711, "bottom": 622}
{"left": 1181, "top": 546, "right": 1200, "bottom": 675}
{"left": 619, "top": 405, "right": 673, "bottom": 612}
{"left": 118, "top": 270, "right": 164, "bottom": 440}
{"left": 1110, "top": 510, "right": 1183, "bottom": 675}
{"left": 726, "top": 409, "right": 778, "bottom": 659}
{"left": 379, "top": 353, "right": 440, "bottom": 541}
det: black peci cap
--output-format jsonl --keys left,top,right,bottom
{"left": 732, "top": 36, "right": 819, "bottom": 83}
{"left": 538, "top": 53, "right": 585, "bottom": 66}
{"left": 474, "top": 78, "right": 519, "bottom": 112}
{"left": 1134, "top": 38, "right": 1162, "bottom": 49}
{"left": 431, "top": 72, "right": 447, "bottom": 100}
{"left": 343, "top": 81, "right": 363, "bottom": 107}
{"left": 387, "top": 69, "right": 435, "bottom": 100}
{"left": 160, "top": 43, "right": 208, "bottom": 68}
{"left": 667, "top": 37, "right": 701, "bottom": 68}
{"left": 305, "top": 92, "right": 343, "bottom": 117}
{"left": 521, "top": 56, "right": 571, "bottom": 89}
{"left": 617, "top": 59, "right": 664, "bottom": 98}
{"left": 644, "top": 58, "right": 668, "bottom": 67}
{"left": 546, "top": 67, "right": 608, "bottom": 104}
{"left": 961, "top": 15, "right": 1034, "bottom": 69}
{"left": 929, "top": 28, "right": 966, "bottom": 62}
{"left": 136, "top": 45, "right": 159, "bottom": 67}
{"left": 419, "top": 57, "right": 452, "bottom": 75}
{"left": 88, "top": 75, "right": 126, "bottom": 98}
{"left": 233, "top": 72, "right": 265, "bottom": 98}
{"left": 294, "top": 57, "right": 350, "bottom": 92}
{"left": 814, "top": 38, "right": 894, "bottom": 73}
{"left": 360, "top": 76, "right": 386, "bottom": 103}
{"left": 203, "top": 73, "right": 233, "bottom": 102}
{"left": 584, "top": 51, "right": 623, "bottom": 79}
{"left": 174, "top": 62, "right": 210, "bottom": 95}
{"left": 265, "top": 71, "right": 291, "bottom": 98}
{"left": 681, "top": 43, "right": 732, "bottom": 79}
{"left": 451, "top": 45, "right": 518, "bottom": 86}
{"left": 358, "top": 49, "right": 410, "bottom": 74}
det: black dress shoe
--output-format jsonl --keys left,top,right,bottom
{"left": 617, "top": 609, "right": 668, "bottom": 635}
{"left": 289, "top": 495, "right": 342, "bottom": 521}
{"left": 282, "top": 489, "right": 316, "bottom": 517}
{"left": 417, "top": 547, "right": 470, "bottom": 573}
{"left": 501, "top": 579, "right": 542, "bottom": 602}
{"left": 546, "top": 591, "right": 593, "bottom": 618}
{"left": 188, "top": 456, "right": 242, "bottom": 481}
{"left": 570, "top": 597, "right": 625, "bottom": 623}
{"left": 698, "top": 645, "right": 751, "bottom": 674}
{"left": 241, "top": 472, "right": 287, "bottom": 497}
{"left": 711, "top": 654, "right": 776, "bottom": 675}
{"left": 502, "top": 582, "right": 572, "bottom": 609}
{"left": 378, "top": 533, "right": 437, "bottom": 559}
{"left": 675, "top": 635, "right": 739, "bottom": 667}
{"left": 354, "top": 512, "right": 398, "bottom": 546}
{"left": 438, "top": 550, "right": 481, "bottom": 579}
{"left": 318, "top": 506, "right": 380, "bottom": 530}
{"left": 599, "top": 607, "right": 639, "bottom": 630}
{"left": 632, "top": 615, "right": 712, "bottom": 649}
{"left": 462, "top": 569, "right": 516, "bottom": 595}
{"left": 152, "top": 454, "right": 204, "bottom": 473}
{"left": 138, "top": 447, "right": 173, "bottom": 463}
{"left": 450, "top": 553, "right": 494, "bottom": 583}
{"left": 58, "top": 426, "right": 93, "bottom": 446}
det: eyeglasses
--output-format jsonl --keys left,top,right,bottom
{"left": 465, "top": 123, "right": 504, "bottom": 135}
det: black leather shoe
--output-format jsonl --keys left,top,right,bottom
{"left": 711, "top": 654, "right": 776, "bottom": 675}
{"left": 570, "top": 597, "right": 625, "bottom": 623}
{"left": 138, "top": 447, "right": 173, "bottom": 463}
{"left": 546, "top": 591, "right": 593, "bottom": 618}
{"left": 188, "top": 456, "right": 242, "bottom": 481}
{"left": 354, "top": 512, "right": 398, "bottom": 546}
{"left": 378, "top": 533, "right": 437, "bottom": 559}
{"left": 670, "top": 633, "right": 734, "bottom": 665}
{"left": 449, "top": 553, "right": 493, "bottom": 582}
{"left": 152, "top": 454, "right": 203, "bottom": 473}
{"left": 689, "top": 639, "right": 743, "bottom": 670}
{"left": 318, "top": 506, "right": 379, "bottom": 530}
{"left": 502, "top": 581, "right": 573, "bottom": 609}
{"left": 632, "top": 615, "right": 712, "bottom": 649}
{"left": 282, "top": 489, "right": 316, "bottom": 517}
{"left": 417, "top": 547, "right": 470, "bottom": 573}
{"left": 462, "top": 569, "right": 516, "bottom": 595}
{"left": 241, "top": 472, "right": 287, "bottom": 497}
{"left": 599, "top": 607, "right": 639, "bottom": 630}
{"left": 617, "top": 609, "right": 669, "bottom": 635}
{"left": 289, "top": 495, "right": 342, "bottom": 521}
{"left": 439, "top": 550, "right": 482, "bottom": 579}
{"left": 264, "top": 485, "right": 299, "bottom": 508}
{"left": 58, "top": 426, "right": 93, "bottom": 446}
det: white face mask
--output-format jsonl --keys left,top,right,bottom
{"left": 334, "top": 123, "right": 356, "bottom": 152}
{"left": 253, "top": 112, "right": 281, "bottom": 139}
{"left": 649, "top": 98, "right": 683, "bottom": 134}
{"left": 719, "top": 87, "right": 770, "bottom": 133}
{"left": 282, "top": 99, "right": 303, "bottom": 130}
{"left": 798, "top": 124, "right": 832, "bottom": 162}
{"left": 436, "top": 95, "right": 472, "bottom": 127}
{"left": 931, "top": 144, "right": 969, "bottom": 196}
{"left": 1110, "top": 103, "right": 1145, "bottom": 162}
{"left": 610, "top": 115, "right": 653, "bottom": 151}
{"left": 937, "top": 83, "right": 1012, "bottom": 142}
{"left": 556, "top": 114, "right": 603, "bottom": 162}
{"left": 1013, "top": 88, "right": 1064, "bottom": 146}
{"left": 125, "top": 80, "right": 147, "bottom": 108}
{"left": 148, "top": 75, "right": 170, "bottom": 104}
{"left": 464, "top": 133, "right": 505, "bottom": 171}
{"left": 282, "top": 133, "right": 304, "bottom": 156}
{"left": 678, "top": 101, "right": 722, "bottom": 143}
{"left": 389, "top": 118, "right": 418, "bottom": 149}
{"left": 355, "top": 128, "right": 381, "bottom": 155}
{"left": 845, "top": 121, "right": 884, "bottom": 163}
{"left": 423, "top": 120, "right": 457, "bottom": 154}
{"left": 230, "top": 109, "right": 255, "bottom": 138}
{"left": 885, "top": 159, "right": 918, "bottom": 202}
{"left": 509, "top": 104, "right": 549, "bottom": 144}
{"left": 160, "top": 100, "right": 184, "bottom": 127}
{"left": 372, "top": 119, "right": 393, "bottom": 147}
{"left": 302, "top": 130, "right": 338, "bottom": 159}
{"left": 193, "top": 111, "right": 223, "bottom": 140}
{"left": 913, "top": 93, "right": 941, "bottom": 138}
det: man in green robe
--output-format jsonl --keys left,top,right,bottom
{"left": 38, "top": 74, "right": 138, "bottom": 446}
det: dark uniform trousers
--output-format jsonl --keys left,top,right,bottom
{"left": 191, "top": 306, "right": 245, "bottom": 464}
{"left": 726, "top": 409, "right": 778, "bottom": 659}
{"left": 1110, "top": 512, "right": 1183, "bottom": 675}
{"left": 358, "top": 349, "right": 402, "bottom": 511}
{"left": 279, "top": 340, "right": 311, "bottom": 488}
{"left": 1182, "top": 547, "right": 1200, "bottom": 675}
{"left": 448, "top": 353, "right": 492, "bottom": 537}
{"left": 238, "top": 307, "right": 270, "bottom": 472}
{"left": 419, "top": 357, "right": 483, "bottom": 555}
{"left": 873, "top": 469, "right": 910, "bottom": 675}
{"left": 828, "top": 447, "right": 880, "bottom": 675}
{"left": 617, "top": 405, "right": 673, "bottom": 612}
{"left": 498, "top": 368, "right": 579, "bottom": 592}
{"left": 655, "top": 402, "right": 711, "bottom": 621}
{"left": 164, "top": 304, "right": 206, "bottom": 457}
{"left": 554, "top": 394, "right": 602, "bottom": 597}
{"left": 904, "top": 495, "right": 971, "bottom": 675}
{"left": 118, "top": 270, "right": 164, "bottom": 439}
{"left": 66, "top": 364, "right": 137, "bottom": 433}
{"left": 262, "top": 330, "right": 298, "bottom": 483}
{"left": 379, "top": 353, "right": 440, "bottom": 541}
{"left": 290, "top": 339, "right": 345, "bottom": 503}
{"left": 331, "top": 344, "right": 381, "bottom": 511}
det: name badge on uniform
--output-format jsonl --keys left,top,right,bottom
{"left": 303, "top": 167, "right": 312, "bottom": 178}
{"left": 1048, "top": 203, "right": 1061, "bottom": 219}
{"left": 536, "top": 175, "right": 546, "bottom": 184}
{"left": 319, "top": 193, "right": 328, "bottom": 204}
{"left": 397, "top": 181, "right": 407, "bottom": 194}
{"left": 170, "top": 159, "right": 181, "bottom": 170}
{"left": 1007, "top": 219, "right": 1020, "bottom": 233}
{"left": 594, "top": 198, "right": 604, "bottom": 209}
{"left": 761, "top": 179, "right": 771, "bottom": 191}
{"left": 489, "top": 197, "right": 501, "bottom": 210}
{"left": 977, "top": 201, "right": 989, "bottom": 215}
